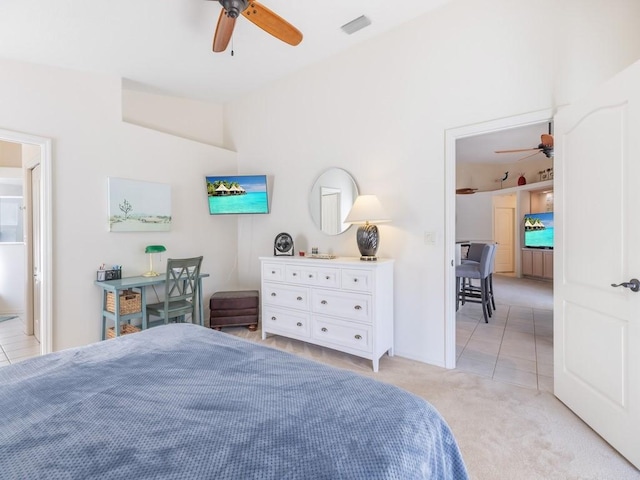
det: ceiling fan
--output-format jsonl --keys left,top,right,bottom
{"left": 495, "top": 128, "right": 554, "bottom": 161}
{"left": 211, "top": 0, "right": 303, "bottom": 53}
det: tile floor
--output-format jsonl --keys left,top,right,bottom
{"left": 456, "top": 274, "right": 554, "bottom": 392}
{"left": 0, "top": 317, "right": 41, "bottom": 367}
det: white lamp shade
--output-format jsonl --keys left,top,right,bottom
{"left": 344, "top": 195, "right": 391, "bottom": 224}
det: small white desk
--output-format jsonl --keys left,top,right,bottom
{"left": 95, "top": 273, "right": 209, "bottom": 339}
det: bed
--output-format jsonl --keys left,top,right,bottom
{"left": 0, "top": 323, "right": 468, "bottom": 479}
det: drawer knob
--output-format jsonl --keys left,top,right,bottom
{"left": 355, "top": 334, "right": 362, "bottom": 340}
{"left": 320, "top": 300, "right": 327, "bottom": 305}
{"left": 293, "top": 272, "right": 297, "bottom": 276}
{"left": 354, "top": 305, "right": 362, "bottom": 310}
{"left": 271, "top": 292, "right": 276, "bottom": 297}
{"left": 271, "top": 271, "right": 276, "bottom": 274}
{"left": 353, "top": 278, "right": 359, "bottom": 283}
{"left": 297, "top": 296, "right": 303, "bottom": 301}
{"left": 296, "top": 322, "right": 303, "bottom": 327}
{"left": 325, "top": 276, "right": 330, "bottom": 280}
{"left": 321, "top": 327, "right": 328, "bottom": 332}
{"left": 308, "top": 274, "right": 313, "bottom": 278}
{"left": 271, "top": 316, "right": 277, "bottom": 321}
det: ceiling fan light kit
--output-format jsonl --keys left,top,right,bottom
{"left": 219, "top": 0, "right": 248, "bottom": 18}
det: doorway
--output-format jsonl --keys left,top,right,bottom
{"left": 444, "top": 109, "right": 554, "bottom": 369}
{"left": 0, "top": 129, "right": 52, "bottom": 355}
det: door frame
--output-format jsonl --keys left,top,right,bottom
{"left": 444, "top": 109, "right": 553, "bottom": 368}
{"left": 0, "top": 128, "right": 52, "bottom": 355}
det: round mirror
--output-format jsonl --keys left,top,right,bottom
{"left": 309, "top": 168, "right": 359, "bottom": 235}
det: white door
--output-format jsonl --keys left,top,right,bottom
{"left": 554, "top": 60, "right": 640, "bottom": 468}
{"left": 493, "top": 207, "right": 514, "bottom": 273}
{"left": 31, "top": 163, "right": 41, "bottom": 342}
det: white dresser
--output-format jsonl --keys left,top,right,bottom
{"left": 259, "top": 256, "right": 394, "bottom": 372}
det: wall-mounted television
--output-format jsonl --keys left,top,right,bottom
{"left": 524, "top": 212, "right": 554, "bottom": 249}
{"left": 205, "top": 175, "right": 269, "bottom": 215}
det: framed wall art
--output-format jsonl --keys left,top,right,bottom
{"left": 108, "top": 177, "right": 171, "bottom": 232}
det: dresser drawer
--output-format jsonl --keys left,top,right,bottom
{"left": 263, "top": 262, "right": 286, "bottom": 282}
{"left": 263, "top": 306, "right": 311, "bottom": 338}
{"left": 311, "top": 289, "right": 371, "bottom": 323}
{"left": 341, "top": 269, "right": 373, "bottom": 293}
{"left": 312, "top": 316, "right": 372, "bottom": 353}
{"left": 263, "top": 283, "right": 309, "bottom": 310}
{"left": 285, "top": 265, "right": 341, "bottom": 288}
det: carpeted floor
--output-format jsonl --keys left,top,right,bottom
{"left": 225, "top": 321, "right": 638, "bottom": 479}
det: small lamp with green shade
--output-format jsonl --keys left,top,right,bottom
{"left": 143, "top": 245, "right": 166, "bottom": 277}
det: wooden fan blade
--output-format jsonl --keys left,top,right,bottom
{"left": 241, "top": 1, "right": 303, "bottom": 46}
{"left": 541, "top": 133, "right": 553, "bottom": 147}
{"left": 213, "top": 9, "right": 236, "bottom": 52}
{"left": 495, "top": 147, "right": 541, "bottom": 154}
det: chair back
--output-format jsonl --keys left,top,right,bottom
{"left": 488, "top": 243, "right": 497, "bottom": 273}
{"left": 466, "top": 243, "right": 486, "bottom": 263}
{"left": 163, "top": 256, "right": 203, "bottom": 311}
{"left": 479, "top": 244, "right": 494, "bottom": 278}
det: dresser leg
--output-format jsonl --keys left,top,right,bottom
{"left": 372, "top": 358, "right": 379, "bottom": 373}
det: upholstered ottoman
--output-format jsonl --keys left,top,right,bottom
{"left": 209, "top": 290, "right": 259, "bottom": 331}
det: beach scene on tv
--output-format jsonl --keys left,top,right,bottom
{"left": 205, "top": 175, "right": 269, "bottom": 214}
{"left": 524, "top": 212, "right": 554, "bottom": 248}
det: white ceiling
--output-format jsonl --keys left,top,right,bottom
{"left": 0, "top": 0, "right": 453, "bottom": 104}
{"left": 0, "top": 1, "right": 552, "bottom": 162}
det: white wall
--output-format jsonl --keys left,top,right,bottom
{"left": 0, "top": 0, "right": 638, "bottom": 362}
{"left": 122, "top": 88, "right": 225, "bottom": 147}
{"left": 0, "top": 58, "right": 238, "bottom": 350}
{"left": 225, "top": 0, "right": 640, "bottom": 366}
{"left": 455, "top": 193, "right": 493, "bottom": 243}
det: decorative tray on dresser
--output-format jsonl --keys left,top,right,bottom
{"left": 259, "top": 256, "right": 394, "bottom": 372}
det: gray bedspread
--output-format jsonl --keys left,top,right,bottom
{"left": 0, "top": 324, "right": 468, "bottom": 479}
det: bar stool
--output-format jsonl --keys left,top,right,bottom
{"left": 461, "top": 242, "right": 498, "bottom": 314}
{"left": 456, "top": 244, "right": 495, "bottom": 323}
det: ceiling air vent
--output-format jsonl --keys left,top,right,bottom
{"left": 340, "top": 15, "right": 371, "bottom": 35}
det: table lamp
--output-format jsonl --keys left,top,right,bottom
{"left": 344, "top": 195, "right": 390, "bottom": 261}
{"left": 143, "top": 245, "right": 166, "bottom": 277}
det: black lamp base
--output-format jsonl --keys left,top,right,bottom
{"left": 356, "top": 223, "right": 379, "bottom": 261}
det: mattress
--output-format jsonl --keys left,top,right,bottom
{"left": 0, "top": 323, "right": 468, "bottom": 479}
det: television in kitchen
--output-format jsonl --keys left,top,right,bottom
{"left": 523, "top": 212, "right": 554, "bottom": 249}
{"left": 205, "top": 175, "right": 269, "bottom": 215}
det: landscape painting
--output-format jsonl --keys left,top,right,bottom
{"left": 108, "top": 177, "right": 171, "bottom": 232}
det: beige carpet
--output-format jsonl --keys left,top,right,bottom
{"left": 226, "top": 326, "right": 638, "bottom": 479}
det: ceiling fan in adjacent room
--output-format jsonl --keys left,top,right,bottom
{"left": 210, "top": 0, "right": 303, "bottom": 53}
{"left": 495, "top": 125, "right": 554, "bottom": 161}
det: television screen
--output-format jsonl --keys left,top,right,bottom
{"left": 205, "top": 175, "right": 269, "bottom": 215}
{"left": 524, "top": 212, "right": 554, "bottom": 249}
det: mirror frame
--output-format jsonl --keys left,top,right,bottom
{"left": 309, "top": 168, "right": 359, "bottom": 235}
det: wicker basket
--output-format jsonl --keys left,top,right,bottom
{"left": 106, "top": 323, "right": 140, "bottom": 339}
{"left": 106, "top": 290, "right": 141, "bottom": 315}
